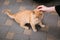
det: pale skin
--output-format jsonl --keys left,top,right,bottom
{"left": 36, "top": 5, "right": 56, "bottom": 13}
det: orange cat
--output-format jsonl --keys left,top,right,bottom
{"left": 3, "top": 9, "right": 45, "bottom": 32}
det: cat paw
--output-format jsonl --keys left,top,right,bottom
{"left": 25, "top": 27, "right": 29, "bottom": 30}
{"left": 33, "top": 29, "right": 37, "bottom": 32}
{"left": 41, "top": 25, "right": 45, "bottom": 28}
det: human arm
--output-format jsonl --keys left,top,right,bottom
{"left": 36, "top": 5, "right": 60, "bottom": 16}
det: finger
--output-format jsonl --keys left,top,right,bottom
{"left": 37, "top": 6, "right": 42, "bottom": 9}
{"left": 37, "top": 5, "right": 44, "bottom": 9}
{"left": 38, "top": 7, "right": 42, "bottom": 9}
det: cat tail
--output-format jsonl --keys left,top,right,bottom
{"left": 2, "top": 9, "right": 15, "bottom": 19}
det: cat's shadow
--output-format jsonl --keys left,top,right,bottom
{"left": 25, "top": 23, "right": 41, "bottom": 31}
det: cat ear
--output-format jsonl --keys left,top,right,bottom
{"left": 33, "top": 8, "right": 39, "bottom": 11}
{"left": 33, "top": 9, "right": 40, "bottom": 15}
{"left": 33, "top": 9, "right": 43, "bottom": 13}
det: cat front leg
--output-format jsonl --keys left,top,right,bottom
{"left": 39, "top": 14, "right": 45, "bottom": 27}
{"left": 39, "top": 21, "right": 45, "bottom": 28}
{"left": 30, "top": 23, "right": 37, "bottom": 32}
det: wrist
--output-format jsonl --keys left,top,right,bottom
{"left": 48, "top": 6, "right": 56, "bottom": 13}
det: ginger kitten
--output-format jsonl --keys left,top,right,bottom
{"left": 3, "top": 9, "right": 45, "bottom": 32}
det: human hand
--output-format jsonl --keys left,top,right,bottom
{"left": 36, "top": 5, "right": 55, "bottom": 13}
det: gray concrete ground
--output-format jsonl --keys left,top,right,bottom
{"left": 0, "top": 0, "right": 60, "bottom": 40}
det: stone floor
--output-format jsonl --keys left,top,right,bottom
{"left": 0, "top": 0, "right": 60, "bottom": 40}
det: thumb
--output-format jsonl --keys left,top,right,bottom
{"left": 37, "top": 5, "right": 44, "bottom": 9}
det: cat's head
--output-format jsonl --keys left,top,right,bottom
{"left": 33, "top": 9, "right": 43, "bottom": 18}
